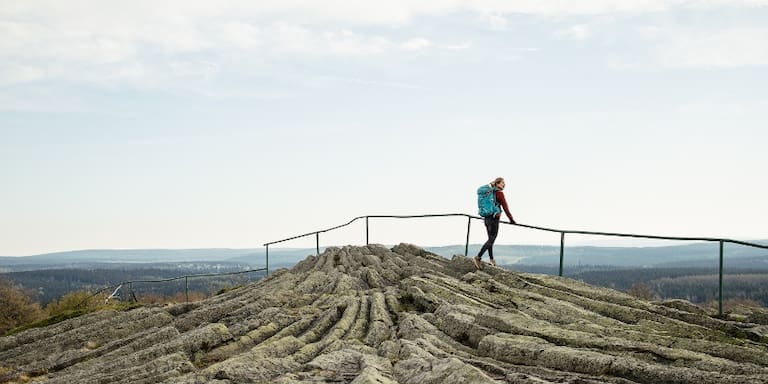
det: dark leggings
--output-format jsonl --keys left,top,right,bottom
{"left": 478, "top": 216, "right": 500, "bottom": 260}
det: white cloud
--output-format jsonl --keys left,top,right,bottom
{"left": 654, "top": 27, "right": 768, "bottom": 68}
{"left": 0, "top": 64, "right": 46, "bottom": 85}
{"left": 675, "top": 99, "right": 768, "bottom": 116}
{"left": 608, "top": 24, "right": 768, "bottom": 69}
{"left": 323, "top": 30, "right": 393, "bottom": 55}
{"left": 401, "top": 38, "right": 433, "bottom": 51}
{"left": 216, "top": 22, "right": 262, "bottom": 49}
{"left": 269, "top": 23, "right": 315, "bottom": 53}
{"left": 556, "top": 24, "right": 592, "bottom": 40}
{"left": 1, "top": 0, "right": 767, "bottom": 87}
{"left": 442, "top": 42, "right": 472, "bottom": 51}
{"left": 0, "top": 15, "right": 417, "bottom": 87}
{"left": 481, "top": 12, "right": 508, "bottom": 30}
{"left": 168, "top": 60, "right": 218, "bottom": 79}
{"left": 637, "top": 25, "right": 663, "bottom": 38}
{"left": 0, "top": 85, "right": 93, "bottom": 112}
{"left": 318, "top": 75, "right": 426, "bottom": 90}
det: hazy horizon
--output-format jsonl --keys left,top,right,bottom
{"left": 4, "top": 236, "right": 767, "bottom": 258}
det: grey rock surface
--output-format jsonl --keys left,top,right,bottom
{"left": 2, "top": 244, "right": 768, "bottom": 383}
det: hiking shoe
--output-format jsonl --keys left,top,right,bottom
{"left": 473, "top": 256, "right": 483, "bottom": 270}
{"left": 489, "top": 259, "right": 496, "bottom": 267}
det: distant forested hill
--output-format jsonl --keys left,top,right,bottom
{"left": 0, "top": 248, "right": 322, "bottom": 273}
{"left": 0, "top": 249, "right": 261, "bottom": 268}
{"left": 4, "top": 265, "right": 265, "bottom": 304}
{"left": 569, "top": 267, "right": 768, "bottom": 306}
{"left": 427, "top": 241, "right": 768, "bottom": 267}
{"left": 2, "top": 241, "right": 765, "bottom": 272}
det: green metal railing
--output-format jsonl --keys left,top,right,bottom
{"left": 77, "top": 268, "right": 266, "bottom": 308}
{"left": 264, "top": 213, "right": 768, "bottom": 317}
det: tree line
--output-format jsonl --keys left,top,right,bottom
{"left": 510, "top": 265, "right": 768, "bottom": 306}
{"left": 0, "top": 268, "right": 266, "bottom": 335}
{"left": 3, "top": 267, "right": 265, "bottom": 305}
{"left": 571, "top": 267, "right": 768, "bottom": 306}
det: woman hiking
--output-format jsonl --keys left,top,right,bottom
{"left": 475, "top": 177, "right": 516, "bottom": 269}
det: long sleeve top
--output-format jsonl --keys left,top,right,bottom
{"left": 495, "top": 190, "right": 515, "bottom": 223}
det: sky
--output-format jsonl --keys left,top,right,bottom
{"left": 1, "top": 1, "right": 767, "bottom": 256}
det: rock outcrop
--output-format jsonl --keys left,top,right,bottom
{"left": 2, "top": 244, "right": 768, "bottom": 383}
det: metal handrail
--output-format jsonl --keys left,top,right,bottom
{"left": 264, "top": 213, "right": 768, "bottom": 317}
{"left": 76, "top": 267, "right": 267, "bottom": 308}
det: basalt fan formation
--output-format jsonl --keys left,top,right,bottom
{"left": 2, "top": 244, "right": 768, "bottom": 383}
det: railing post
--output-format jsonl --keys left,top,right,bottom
{"left": 128, "top": 282, "right": 136, "bottom": 302}
{"left": 266, "top": 244, "right": 269, "bottom": 276}
{"left": 316, "top": 232, "right": 320, "bottom": 255}
{"left": 185, "top": 276, "right": 189, "bottom": 303}
{"left": 465, "top": 216, "right": 471, "bottom": 256}
{"left": 366, "top": 216, "right": 369, "bottom": 245}
{"left": 559, "top": 232, "right": 565, "bottom": 277}
{"left": 719, "top": 240, "right": 724, "bottom": 318}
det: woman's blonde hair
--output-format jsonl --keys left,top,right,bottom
{"left": 491, "top": 177, "right": 504, "bottom": 187}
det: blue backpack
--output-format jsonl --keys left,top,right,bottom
{"left": 477, "top": 184, "right": 501, "bottom": 217}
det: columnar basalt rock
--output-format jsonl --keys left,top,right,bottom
{"left": 2, "top": 244, "right": 768, "bottom": 383}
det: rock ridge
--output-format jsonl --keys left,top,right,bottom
{"left": 1, "top": 243, "right": 767, "bottom": 383}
